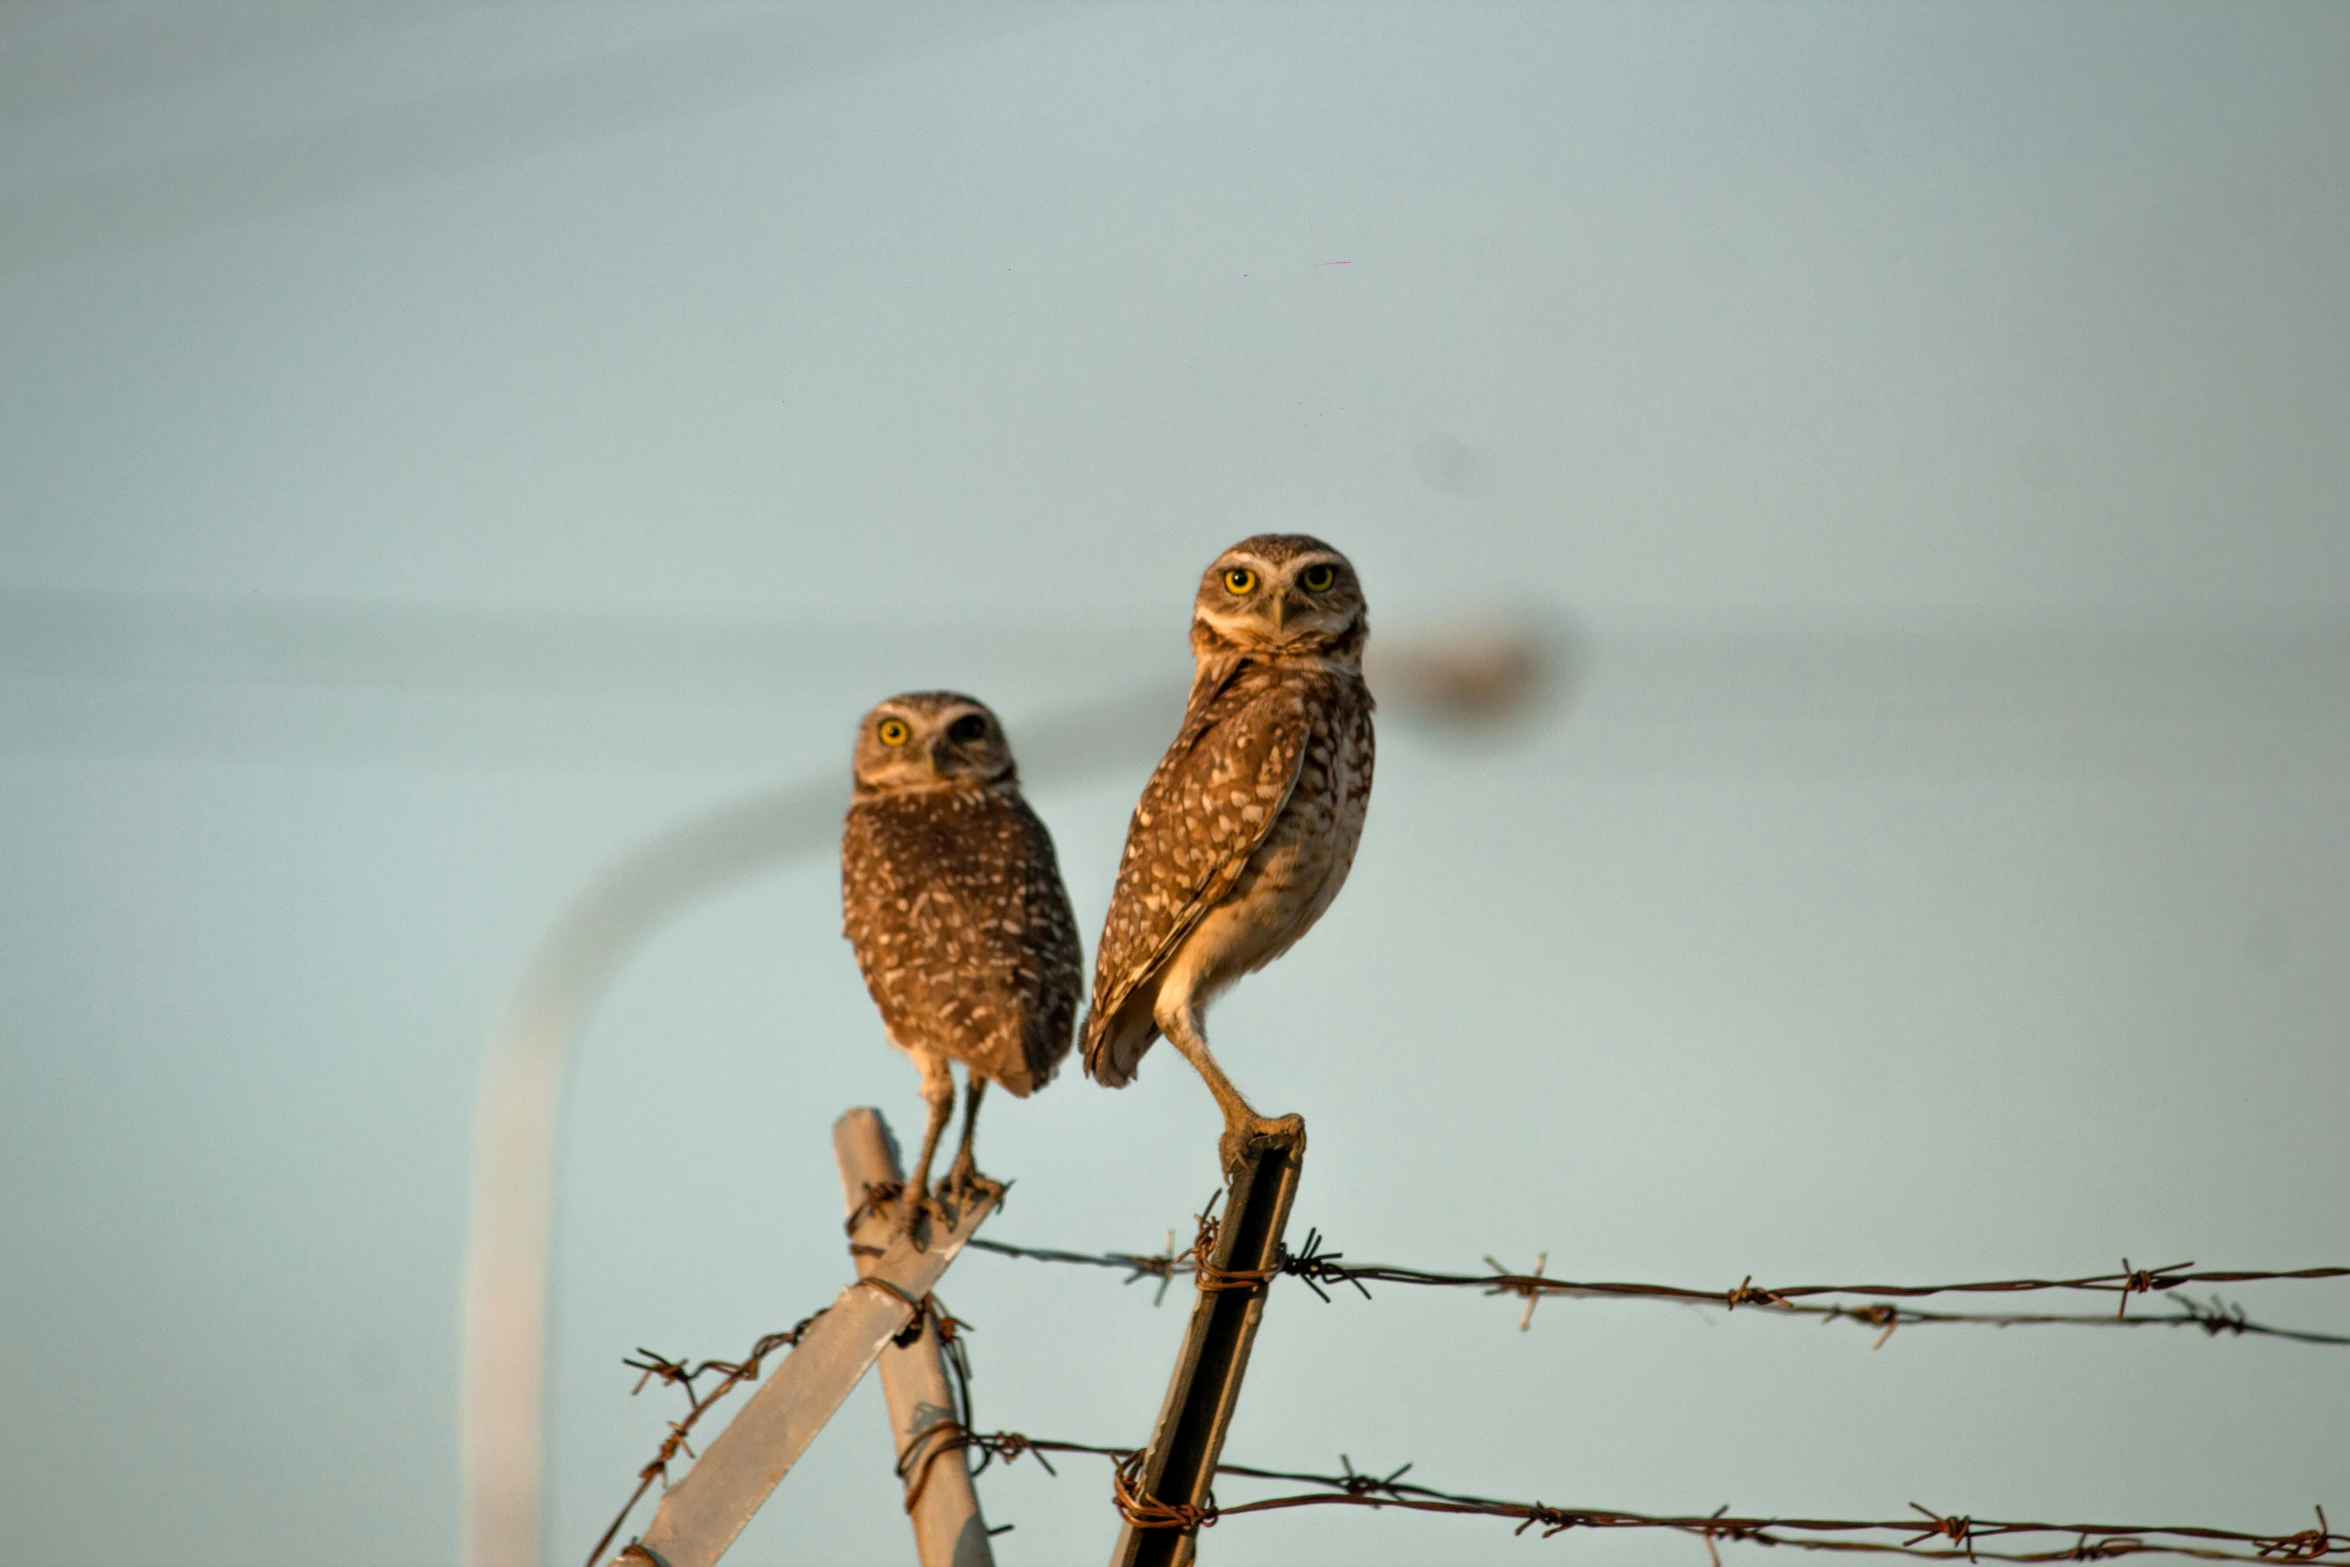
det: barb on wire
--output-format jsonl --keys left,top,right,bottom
{"left": 928, "top": 1430, "right": 2346, "bottom": 1563}
{"left": 580, "top": 1307, "right": 830, "bottom": 1567}
{"left": 967, "top": 1231, "right": 2350, "bottom": 1346}
{"left": 1800, "top": 1293, "right": 2350, "bottom": 1350}
{"left": 1486, "top": 1253, "right": 1549, "bottom": 1330}
{"left": 968, "top": 1229, "right": 1189, "bottom": 1305}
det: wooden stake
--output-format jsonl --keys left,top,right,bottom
{"left": 835, "top": 1108, "right": 996, "bottom": 1567}
{"left": 1110, "top": 1123, "right": 1306, "bottom": 1567}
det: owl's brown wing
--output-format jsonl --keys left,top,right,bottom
{"left": 1080, "top": 670, "right": 1311, "bottom": 1081}
{"left": 1000, "top": 792, "right": 1084, "bottom": 1094}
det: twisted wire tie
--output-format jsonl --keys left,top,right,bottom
{"left": 1112, "top": 1448, "right": 1218, "bottom": 1531}
{"left": 2255, "top": 1506, "right": 2334, "bottom": 1561}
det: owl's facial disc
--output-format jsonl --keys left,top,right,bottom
{"left": 1195, "top": 548, "right": 1360, "bottom": 651}
{"left": 852, "top": 692, "right": 1014, "bottom": 793}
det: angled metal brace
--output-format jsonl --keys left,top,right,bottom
{"left": 608, "top": 1158, "right": 999, "bottom": 1567}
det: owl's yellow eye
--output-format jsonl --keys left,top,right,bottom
{"left": 1223, "top": 567, "right": 1257, "bottom": 595}
{"left": 877, "top": 718, "right": 911, "bottom": 746}
{"left": 1299, "top": 563, "right": 1337, "bottom": 593}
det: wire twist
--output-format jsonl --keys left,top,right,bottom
{"left": 1113, "top": 1448, "right": 1219, "bottom": 1532}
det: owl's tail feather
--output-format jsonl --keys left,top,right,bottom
{"left": 1081, "top": 999, "right": 1158, "bottom": 1088}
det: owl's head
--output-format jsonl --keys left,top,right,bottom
{"left": 1191, "top": 534, "right": 1368, "bottom": 664}
{"left": 851, "top": 691, "right": 1018, "bottom": 795}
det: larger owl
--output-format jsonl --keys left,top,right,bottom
{"left": 842, "top": 692, "right": 1082, "bottom": 1231}
{"left": 1081, "top": 535, "right": 1375, "bottom": 1171}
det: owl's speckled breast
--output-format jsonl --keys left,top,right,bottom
{"left": 1222, "top": 697, "right": 1372, "bottom": 975}
{"left": 841, "top": 779, "right": 1082, "bottom": 1095}
{"left": 1150, "top": 670, "right": 1374, "bottom": 1012}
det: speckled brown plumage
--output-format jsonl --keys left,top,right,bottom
{"left": 841, "top": 692, "right": 1081, "bottom": 1217}
{"left": 1080, "top": 535, "right": 1375, "bottom": 1166}
{"left": 843, "top": 785, "right": 1079, "bottom": 1093}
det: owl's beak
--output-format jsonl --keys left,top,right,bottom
{"left": 929, "top": 738, "right": 953, "bottom": 771}
{"left": 1268, "top": 593, "right": 1291, "bottom": 632}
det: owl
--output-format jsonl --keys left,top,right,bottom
{"left": 841, "top": 692, "right": 1082, "bottom": 1230}
{"left": 1080, "top": 535, "right": 1375, "bottom": 1172}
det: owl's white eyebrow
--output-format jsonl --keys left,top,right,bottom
{"left": 1223, "top": 552, "right": 1336, "bottom": 570}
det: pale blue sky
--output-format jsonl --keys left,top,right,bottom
{"left": 3, "top": 4, "right": 2345, "bottom": 1564}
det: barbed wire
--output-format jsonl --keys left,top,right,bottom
{"left": 580, "top": 1308, "right": 828, "bottom": 1567}
{"left": 589, "top": 1328, "right": 2347, "bottom": 1567}
{"left": 589, "top": 1292, "right": 2345, "bottom": 1566}
{"left": 890, "top": 1289, "right": 981, "bottom": 1516}
{"left": 915, "top": 1428, "right": 2344, "bottom": 1563}
{"left": 581, "top": 1280, "right": 968, "bottom": 1567}
{"left": 587, "top": 1208, "right": 2344, "bottom": 1560}
{"left": 967, "top": 1225, "right": 2350, "bottom": 1346}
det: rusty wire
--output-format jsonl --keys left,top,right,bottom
{"left": 582, "top": 1274, "right": 966, "bottom": 1567}
{"left": 589, "top": 1290, "right": 2345, "bottom": 1566}
{"left": 968, "top": 1229, "right": 2350, "bottom": 1346}
{"left": 588, "top": 1206, "right": 2342, "bottom": 1559}
{"left": 915, "top": 1431, "right": 2344, "bottom": 1563}
{"left": 888, "top": 1290, "right": 981, "bottom": 1515}
{"left": 967, "top": 1229, "right": 1191, "bottom": 1301}
{"left": 580, "top": 1306, "right": 834, "bottom": 1567}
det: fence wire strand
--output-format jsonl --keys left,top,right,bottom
{"left": 591, "top": 1348, "right": 2348, "bottom": 1567}
{"left": 580, "top": 1306, "right": 834, "bottom": 1567}
{"left": 855, "top": 1437, "right": 2340, "bottom": 1567}
{"left": 967, "top": 1230, "right": 2350, "bottom": 1347}
{"left": 580, "top": 1273, "right": 959, "bottom": 1567}
{"left": 862, "top": 1427, "right": 2346, "bottom": 1564}
{"left": 590, "top": 1301, "right": 2346, "bottom": 1566}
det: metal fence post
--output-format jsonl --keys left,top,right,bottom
{"left": 1110, "top": 1124, "right": 1306, "bottom": 1567}
{"left": 835, "top": 1108, "right": 996, "bottom": 1567}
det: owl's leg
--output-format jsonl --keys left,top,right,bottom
{"left": 900, "top": 1047, "right": 956, "bottom": 1238}
{"left": 1156, "top": 1000, "right": 1305, "bottom": 1174}
{"left": 942, "top": 1073, "right": 988, "bottom": 1198}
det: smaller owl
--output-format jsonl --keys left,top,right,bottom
{"left": 841, "top": 693, "right": 1082, "bottom": 1232}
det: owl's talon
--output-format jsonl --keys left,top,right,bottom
{"left": 936, "top": 1165, "right": 1004, "bottom": 1230}
{"left": 941, "top": 1153, "right": 993, "bottom": 1202}
{"left": 893, "top": 1186, "right": 936, "bottom": 1247}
